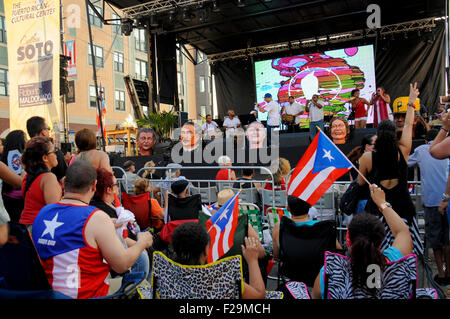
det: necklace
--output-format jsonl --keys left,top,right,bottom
{"left": 61, "top": 197, "right": 90, "bottom": 205}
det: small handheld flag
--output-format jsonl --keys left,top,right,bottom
{"left": 205, "top": 191, "right": 240, "bottom": 263}
{"left": 287, "top": 129, "right": 353, "bottom": 206}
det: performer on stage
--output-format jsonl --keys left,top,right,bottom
{"left": 201, "top": 114, "right": 220, "bottom": 141}
{"left": 223, "top": 109, "right": 242, "bottom": 138}
{"left": 257, "top": 93, "right": 280, "bottom": 146}
{"left": 281, "top": 96, "right": 304, "bottom": 133}
{"left": 305, "top": 94, "right": 324, "bottom": 140}
{"left": 350, "top": 89, "right": 370, "bottom": 129}
{"left": 370, "top": 87, "right": 391, "bottom": 127}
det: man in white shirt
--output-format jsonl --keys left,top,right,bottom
{"left": 305, "top": 94, "right": 325, "bottom": 140}
{"left": 223, "top": 109, "right": 242, "bottom": 138}
{"left": 282, "top": 95, "right": 304, "bottom": 133}
{"left": 201, "top": 114, "right": 219, "bottom": 141}
{"left": 258, "top": 93, "right": 280, "bottom": 146}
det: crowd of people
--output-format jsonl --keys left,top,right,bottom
{"left": 0, "top": 81, "right": 449, "bottom": 299}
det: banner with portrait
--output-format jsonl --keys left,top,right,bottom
{"left": 5, "top": 0, "right": 61, "bottom": 135}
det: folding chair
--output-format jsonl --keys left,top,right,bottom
{"left": 190, "top": 185, "right": 218, "bottom": 204}
{"left": 232, "top": 187, "right": 258, "bottom": 204}
{"left": 261, "top": 189, "right": 287, "bottom": 214}
{"left": 324, "top": 251, "right": 439, "bottom": 299}
{"left": 278, "top": 217, "right": 337, "bottom": 288}
{"left": 217, "top": 181, "right": 233, "bottom": 192}
{"left": 151, "top": 251, "right": 283, "bottom": 299}
{"left": 122, "top": 192, "right": 163, "bottom": 231}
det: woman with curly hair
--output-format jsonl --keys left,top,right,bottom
{"left": 19, "top": 137, "right": 62, "bottom": 228}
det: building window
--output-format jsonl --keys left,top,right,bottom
{"left": 88, "top": 44, "right": 104, "bottom": 68}
{"left": 89, "top": 85, "right": 105, "bottom": 109}
{"left": 0, "top": 69, "right": 8, "bottom": 96}
{"left": 177, "top": 71, "right": 184, "bottom": 96}
{"left": 111, "top": 13, "right": 121, "bottom": 34}
{"left": 134, "top": 29, "right": 147, "bottom": 52}
{"left": 113, "top": 51, "right": 124, "bottom": 72}
{"left": 115, "top": 90, "right": 125, "bottom": 111}
{"left": 135, "top": 59, "right": 147, "bottom": 81}
{"left": 177, "top": 49, "right": 183, "bottom": 65}
{"left": 0, "top": 16, "right": 6, "bottom": 44}
{"left": 88, "top": 6, "right": 103, "bottom": 28}
{"left": 199, "top": 76, "right": 205, "bottom": 93}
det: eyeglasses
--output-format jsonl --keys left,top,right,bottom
{"left": 44, "top": 127, "right": 51, "bottom": 131}
{"left": 110, "top": 183, "right": 119, "bottom": 188}
{"left": 47, "top": 151, "right": 57, "bottom": 155}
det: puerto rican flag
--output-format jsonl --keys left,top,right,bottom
{"left": 287, "top": 130, "right": 353, "bottom": 206}
{"left": 206, "top": 192, "right": 240, "bottom": 263}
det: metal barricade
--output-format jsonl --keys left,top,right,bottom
{"left": 135, "top": 166, "right": 277, "bottom": 208}
{"left": 111, "top": 166, "right": 128, "bottom": 203}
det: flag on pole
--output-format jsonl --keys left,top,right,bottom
{"left": 287, "top": 129, "right": 353, "bottom": 206}
{"left": 96, "top": 84, "right": 106, "bottom": 138}
{"left": 206, "top": 191, "right": 240, "bottom": 263}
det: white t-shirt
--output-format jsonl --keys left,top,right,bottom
{"left": 201, "top": 121, "right": 218, "bottom": 132}
{"left": 308, "top": 100, "right": 324, "bottom": 122}
{"left": 223, "top": 117, "right": 241, "bottom": 132}
{"left": 284, "top": 102, "right": 304, "bottom": 124}
{"left": 265, "top": 101, "right": 281, "bottom": 126}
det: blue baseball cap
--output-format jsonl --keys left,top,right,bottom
{"left": 264, "top": 93, "right": 272, "bottom": 98}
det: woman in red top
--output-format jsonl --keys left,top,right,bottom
{"left": 215, "top": 156, "right": 237, "bottom": 181}
{"left": 19, "top": 137, "right": 62, "bottom": 228}
{"left": 351, "top": 89, "right": 370, "bottom": 129}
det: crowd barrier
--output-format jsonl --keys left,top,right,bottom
{"left": 113, "top": 165, "right": 426, "bottom": 244}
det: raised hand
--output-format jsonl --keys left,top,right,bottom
{"left": 408, "top": 82, "right": 420, "bottom": 105}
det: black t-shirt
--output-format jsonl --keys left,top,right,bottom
{"left": 51, "top": 148, "right": 67, "bottom": 182}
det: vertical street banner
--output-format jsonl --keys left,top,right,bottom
{"left": 5, "top": 0, "right": 61, "bottom": 135}
{"left": 64, "top": 40, "right": 77, "bottom": 77}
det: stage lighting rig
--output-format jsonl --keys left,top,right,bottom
{"left": 121, "top": 18, "right": 134, "bottom": 36}
{"left": 212, "top": 0, "right": 220, "bottom": 12}
{"left": 237, "top": 0, "right": 245, "bottom": 8}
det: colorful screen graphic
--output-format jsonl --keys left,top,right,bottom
{"left": 254, "top": 45, "right": 376, "bottom": 127}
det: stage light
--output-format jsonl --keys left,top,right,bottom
{"left": 168, "top": 9, "right": 176, "bottom": 23}
{"left": 237, "top": 0, "right": 245, "bottom": 8}
{"left": 212, "top": 0, "right": 220, "bottom": 12}
{"left": 403, "top": 32, "right": 408, "bottom": 39}
{"left": 264, "top": 0, "right": 272, "bottom": 2}
{"left": 183, "top": 7, "right": 192, "bottom": 22}
{"left": 121, "top": 18, "right": 133, "bottom": 36}
{"left": 150, "top": 13, "right": 158, "bottom": 27}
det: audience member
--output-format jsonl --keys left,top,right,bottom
{"left": 0, "top": 197, "right": 8, "bottom": 247}
{"left": 71, "top": 128, "right": 112, "bottom": 173}
{"left": 89, "top": 168, "right": 151, "bottom": 281}
{"left": 233, "top": 166, "right": 261, "bottom": 189}
{"left": 264, "top": 160, "right": 286, "bottom": 191}
{"left": 137, "top": 127, "right": 157, "bottom": 156}
{"left": 312, "top": 184, "right": 413, "bottom": 299}
{"left": 272, "top": 196, "right": 342, "bottom": 287}
{"left": 19, "top": 137, "right": 62, "bottom": 229}
{"left": 123, "top": 160, "right": 138, "bottom": 194}
{"left": 347, "top": 134, "right": 376, "bottom": 181}
{"left": 0, "top": 130, "right": 26, "bottom": 222}
{"left": 171, "top": 222, "right": 265, "bottom": 299}
{"left": 408, "top": 129, "right": 450, "bottom": 285}
{"left": 357, "top": 83, "right": 423, "bottom": 256}
{"left": 165, "top": 179, "right": 202, "bottom": 223}
{"left": 26, "top": 116, "right": 67, "bottom": 181}
{"left": 279, "top": 157, "right": 291, "bottom": 181}
{"left": 216, "top": 155, "right": 237, "bottom": 181}
{"left": 154, "top": 163, "right": 186, "bottom": 201}
{"left": 32, "top": 161, "right": 153, "bottom": 298}
{"left": 133, "top": 178, "right": 165, "bottom": 231}
{"left": 430, "top": 109, "right": 450, "bottom": 159}
{"left": 142, "top": 160, "right": 162, "bottom": 180}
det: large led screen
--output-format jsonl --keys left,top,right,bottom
{"left": 254, "top": 45, "right": 376, "bottom": 127}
